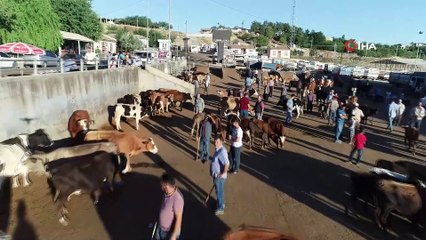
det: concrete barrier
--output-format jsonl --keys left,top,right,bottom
{"left": 0, "top": 65, "right": 194, "bottom": 140}
{"left": 0, "top": 68, "right": 139, "bottom": 140}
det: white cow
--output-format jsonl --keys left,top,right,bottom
{"left": 0, "top": 129, "right": 52, "bottom": 187}
{"left": 113, "top": 104, "right": 149, "bottom": 131}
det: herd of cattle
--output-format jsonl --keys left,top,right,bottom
{"left": 0, "top": 110, "right": 158, "bottom": 226}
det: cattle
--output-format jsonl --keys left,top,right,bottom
{"left": 266, "top": 117, "right": 286, "bottom": 149}
{"left": 153, "top": 94, "right": 174, "bottom": 115}
{"left": 376, "top": 159, "right": 426, "bottom": 185}
{"left": 117, "top": 94, "right": 141, "bottom": 105}
{"left": 223, "top": 225, "right": 298, "bottom": 240}
{"left": 345, "top": 172, "right": 426, "bottom": 234}
{"left": 113, "top": 104, "right": 149, "bottom": 131}
{"left": 45, "top": 150, "right": 126, "bottom": 226}
{"left": 403, "top": 126, "right": 419, "bottom": 154}
{"left": 0, "top": 129, "right": 52, "bottom": 187}
{"left": 191, "top": 113, "right": 205, "bottom": 139}
{"left": 241, "top": 118, "right": 269, "bottom": 149}
{"left": 67, "top": 110, "right": 94, "bottom": 139}
{"left": 220, "top": 97, "right": 240, "bottom": 117}
{"left": 277, "top": 96, "right": 304, "bottom": 119}
{"left": 190, "top": 113, "right": 225, "bottom": 141}
{"left": 157, "top": 89, "right": 192, "bottom": 111}
{"left": 358, "top": 105, "right": 377, "bottom": 125}
{"left": 83, "top": 130, "right": 158, "bottom": 173}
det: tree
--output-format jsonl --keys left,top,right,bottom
{"left": 116, "top": 28, "right": 142, "bottom": 51}
{"left": 256, "top": 35, "right": 269, "bottom": 47}
{"left": 0, "top": 0, "right": 62, "bottom": 50}
{"left": 51, "top": 0, "right": 103, "bottom": 41}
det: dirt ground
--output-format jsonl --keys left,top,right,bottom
{"left": 1, "top": 65, "right": 425, "bottom": 240}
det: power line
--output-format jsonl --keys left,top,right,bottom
{"left": 207, "top": 0, "right": 266, "bottom": 22}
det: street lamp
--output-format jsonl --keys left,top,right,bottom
{"left": 416, "top": 31, "right": 423, "bottom": 59}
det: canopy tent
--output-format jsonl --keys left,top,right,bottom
{"left": 60, "top": 31, "right": 94, "bottom": 56}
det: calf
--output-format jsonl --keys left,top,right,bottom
{"left": 346, "top": 172, "right": 426, "bottom": 234}
{"left": 266, "top": 117, "right": 286, "bottom": 149}
{"left": 46, "top": 150, "right": 125, "bottom": 226}
{"left": 84, "top": 130, "right": 158, "bottom": 173}
{"left": 241, "top": 118, "right": 269, "bottom": 149}
{"left": 359, "top": 105, "right": 377, "bottom": 125}
{"left": 67, "top": 110, "right": 94, "bottom": 138}
{"left": 277, "top": 97, "right": 303, "bottom": 119}
{"left": 113, "top": 104, "right": 149, "bottom": 131}
{"left": 0, "top": 129, "right": 52, "bottom": 187}
{"left": 403, "top": 126, "right": 419, "bottom": 154}
{"left": 157, "top": 89, "right": 192, "bottom": 111}
{"left": 220, "top": 97, "right": 240, "bottom": 117}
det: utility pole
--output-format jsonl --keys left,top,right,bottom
{"left": 147, "top": 0, "right": 150, "bottom": 49}
{"left": 310, "top": 38, "right": 313, "bottom": 56}
{"left": 168, "top": 0, "right": 171, "bottom": 41}
{"left": 289, "top": 0, "right": 296, "bottom": 48}
{"left": 333, "top": 43, "right": 337, "bottom": 59}
{"left": 136, "top": 18, "right": 138, "bottom": 28}
{"left": 395, "top": 45, "right": 399, "bottom": 57}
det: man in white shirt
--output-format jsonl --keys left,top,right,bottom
{"left": 396, "top": 99, "right": 406, "bottom": 126}
{"left": 411, "top": 101, "right": 426, "bottom": 130}
{"left": 228, "top": 119, "right": 243, "bottom": 174}
{"left": 350, "top": 103, "right": 364, "bottom": 143}
{"left": 84, "top": 48, "right": 97, "bottom": 65}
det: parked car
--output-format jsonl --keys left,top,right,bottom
{"left": 0, "top": 52, "right": 19, "bottom": 68}
{"left": 365, "top": 68, "right": 380, "bottom": 80}
{"left": 62, "top": 54, "right": 84, "bottom": 72}
{"left": 23, "top": 51, "right": 59, "bottom": 68}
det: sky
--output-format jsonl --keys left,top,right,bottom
{"left": 92, "top": 0, "right": 426, "bottom": 45}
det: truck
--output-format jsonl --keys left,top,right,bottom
{"left": 352, "top": 67, "right": 366, "bottom": 78}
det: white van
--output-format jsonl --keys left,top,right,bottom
{"left": 339, "top": 67, "right": 354, "bottom": 76}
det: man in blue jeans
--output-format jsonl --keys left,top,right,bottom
{"left": 199, "top": 115, "right": 212, "bottom": 163}
{"left": 335, "top": 103, "right": 347, "bottom": 144}
{"left": 286, "top": 94, "right": 295, "bottom": 123}
{"left": 229, "top": 119, "right": 243, "bottom": 174}
{"left": 210, "top": 136, "right": 230, "bottom": 215}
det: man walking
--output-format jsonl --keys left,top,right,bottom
{"left": 306, "top": 90, "right": 315, "bottom": 113}
{"left": 286, "top": 94, "right": 295, "bottom": 123}
{"left": 411, "top": 101, "right": 425, "bottom": 130}
{"left": 229, "top": 119, "right": 243, "bottom": 174}
{"left": 210, "top": 136, "right": 230, "bottom": 215}
{"left": 239, "top": 93, "right": 250, "bottom": 118}
{"left": 199, "top": 115, "right": 212, "bottom": 163}
{"left": 194, "top": 78, "right": 200, "bottom": 97}
{"left": 396, "top": 99, "right": 405, "bottom": 126}
{"left": 387, "top": 99, "right": 398, "bottom": 132}
{"left": 335, "top": 103, "right": 347, "bottom": 144}
{"left": 349, "top": 103, "right": 364, "bottom": 144}
{"left": 349, "top": 127, "right": 367, "bottom": 165}
{"left": 254, "top": 96, "right": 265, "bottom": 120}
{"left": 155, "top": 173, "right": 184, "bottom": 240}
{"left": 328, "top": 96, "right": 339, "bottom": 126}
{"left": 268, "top": 77, "right": 275, "bottom": 97}
{"left": 194, "top": 94, "right": 205, "bottom": 114}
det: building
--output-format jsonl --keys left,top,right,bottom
{"left": 59, "top": 31, "right": 94, "bottom": 56}
{"left": 231, "top": 27, "right": 250, "bottom": 34}
{"left": 94, "top": 35, "right": 117, "bottom": 55}
{"left": 267, "top": 46, "right": 291, "bottom": 59}
{"left": 134, "top": 35, "right": 149, "bottom": 49}
{"left": 158, "top": 39, "right": 171, "bottom": 59}
{"left": 227, "top": 44, "right": 257, "bottom": 56}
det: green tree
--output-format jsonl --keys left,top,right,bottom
{"left": 256, "top": 35, "right": 269, "bottom": 47}
{"left": 0, "top": 0, "right": 62, "bottom": 50}
{"left": 51, "top": 0, "right": 103, "bottom": 41}
{"left": 116, "top": 28, "right": 142, "bottom": 51}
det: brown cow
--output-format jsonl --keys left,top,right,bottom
{"left": 67, "top": 110, "right": 94, "bottom": 138}
{"left": 84, "top": 130, "right": 158, "bottom": 173}
{"left": 223, "top": 225, "right": 298, "bottom": 240}
{"left": 241, "top": 118, "right": 269, "bottom": 149}
{"left": 157, "top": 89, "right": 192, "bottom": 111}
{"left": 267, "top": 117, "right": 286, "bottom": 149}
{"left": 403, "top": 126, "right": 419, "bottom": 154}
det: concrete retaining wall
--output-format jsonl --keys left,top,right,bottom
{"left": 150, "top": 59, "right": 187, "bottom": 75}
{"left": 0, "top": 61, "right": 193, "bottom": 141}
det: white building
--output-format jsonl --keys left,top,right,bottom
{"left": 94, "top": 35, "right": 117, "bottom": 54}
{"left": 134, "top": 35, "right": 149, "bottom": 49}
{"left": 267, "top": 46, "right": 291, "bottom": 59}
{"left": 158, "top": 39, "right": 171, "bottom": 59}
{"left": 227, "top": 44, "right": 258, "bottom": 56}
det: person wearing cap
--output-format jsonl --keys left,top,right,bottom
{"left": 156, "top": 173, "right": 184, "bottom": 240}
{"left": 410, "top": 101, "right": 425, "bottom": 130}
{"left": 396, "top": 99, "right": 406, "bottom": 126}
{"left": 387, "top": 99, "right": 398, "bottom": 132}
{"left": 210, "top": 136, "right": 230, "bottom": 215}
{"left": 349, "top": 103, "right": 364, "bottom": 144}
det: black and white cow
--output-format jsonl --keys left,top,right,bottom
{"left": 113, "top": 104, "right": 149, "bottom": 131}
{"left": 117, "top": 94, "right": 141, "bottom": 105}
{"left": 277, "top": 96, "right": 304, "bottom": 119}
{"left": 0, "top": 129, "right": 52, "bottom": 187}
{"left": 45, "top": 150, "right": 126, "bottom": 226}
